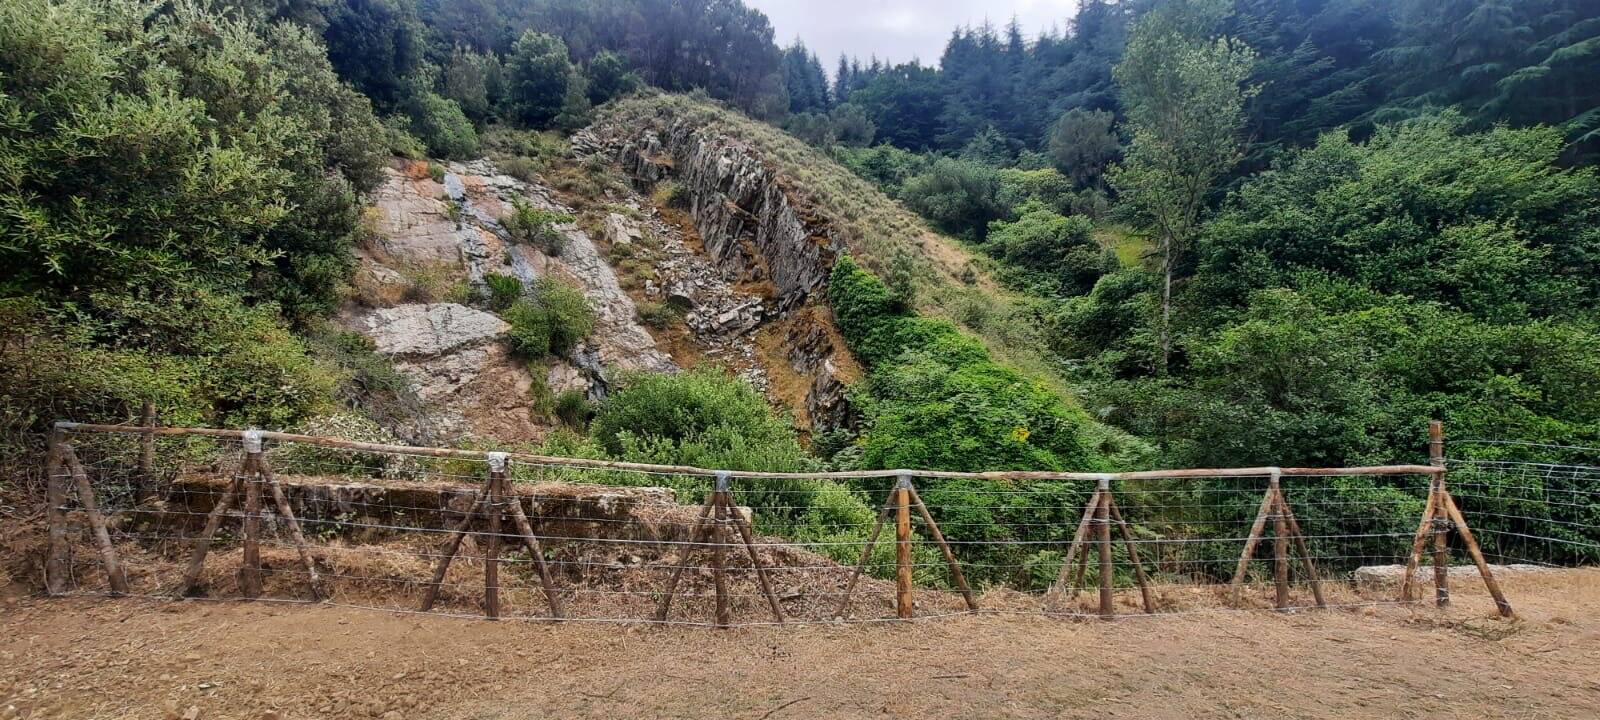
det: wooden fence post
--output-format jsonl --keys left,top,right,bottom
{"left": 1397, "top": 420, "right": 1513, "bottom": 618}
{"left": 722, "top": 472, "right": 785, "bottom": 623}
{"left": 61, "top": 445, "right": 129, "bottom": 595}
{"left": 895, "top": 473, "right": 914, "bottom": 620}
{"left": 1429, "top": 420, "right": 1450, "bottom": 607}
{"left": 258, "top": 458, "right": 324, "bottom": 601}
{"left": 653, "top": 493, "right": 716, "bottom": 622}
{"left": 238, "top": 430, "right": 264, "bottom": 600}
{"left": 1271, "top": 472, "right": 1290, "bottom": 611}
{"left": 501, "top": 455, "right": 564, "bottom": 619}
{"left": 45, "top": 427, "right": 71, "bottom": 596}
{"left": 833, "top": 491, "right": 896, "bottom": 619}
{"left": 1046, "top": 484, "right": 1104, "bottom": 610}
{"left": 907, "top": 486, "right": 978, "bottom": 611}
{"left": 484, "top": 453, "right": 505, "bottom": 620}
{"left": 419, "top": 475, "right": 493, "bottom": 611}
{"left": 138, "top": 401, "right": 158, "bottom": 503}
{"left": 1229, "top": 473, "right": 1281, "bottom": 606}
{"left": 711, "top": 473, "right": 732, "bottom": 628}
{"left": 1095, "top": 477, "right": 1114, "bottom": 620}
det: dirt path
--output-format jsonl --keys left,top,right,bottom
{"left": 3, "top": 570, "right": 1599, "bottom": 719}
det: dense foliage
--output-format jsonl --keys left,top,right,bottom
{"left": 828, "top": 256, "right": 1104, "bottom": 474}
{"left": 0, "top": 0, "right": 387, "bottom": 461}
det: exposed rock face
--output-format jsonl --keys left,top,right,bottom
{"left": 782, "top": 318, "right": 857, "bottom": 431}
{"left": 355, "top": 303, "right": 507, "bottom": 358}
{"left": 445, "top": 159, "right": 674, "bottom": 379}
{"left": 604, "top": 121, "right": 856, "bottom": 430}
{"left": 617, "top": 124, "right": 840, "bottom": 313}
{"left": 347, "top": 303, "right": 542, "bottom": 441}
{"left": 352, "top": 159, "right": 675, "bottom": 441}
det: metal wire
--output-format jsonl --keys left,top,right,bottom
{"left": 36, "top": 426, "right": 1595, "bottom": 626}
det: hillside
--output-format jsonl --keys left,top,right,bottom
{"left": 594, "top": 94, "right": 1061, "bottom": 371}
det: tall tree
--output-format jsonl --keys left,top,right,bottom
{"left": 1048, "top": 108, "right": 1120, "bottom": 188}
{"left": 783, "top": 40, "right": 830, "bottom": 114}
{"left": 834, "top": 54, "right": 853, "bottom": 104}
{"left": 848, "top": 61, "right": 945, "bottom": 150}
{"left": 507, "top": 30, "right": 575, "bottom": 129}
{"left": 1109, "top": 0, "right": 1256, "bottom": 374}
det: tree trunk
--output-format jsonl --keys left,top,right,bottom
{"left": 1159, "top": 233, "right": 1173, "bottom": 376}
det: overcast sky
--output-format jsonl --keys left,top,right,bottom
{"left": 747, "top": 0, "right": 1083, "bottom": 74}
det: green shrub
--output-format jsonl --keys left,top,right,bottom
{"left": 651, "top": 180, "right": 689, "bottom": 209}
{"left": 900, "top": 157, "right": 1008, "bottom": 241}
{"left": 402, "top": 84, "right": 481, "bottom": 160}
{"left": 503, "top": 278, "right": 596, "bottom": 359}
{"left": 635, "top": 301, "right": 681, "bottom": 329}
{"left": 501, "top": 198, "right": 573, "bottom": 256}
{"left": 483, "top": 273, "right": 525, "bottom": 312}
{"left": 984, "top": 201, "right": 1107, "bottom": 296}
{"left": 827, "top": 256, "right": 1102, "bottom": 473}
{"left": 551, "top": 389, "right": 593, "bottom": 428}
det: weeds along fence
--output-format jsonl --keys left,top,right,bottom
{"left": 36, "top": 420, "right": 1598, "bottom": 627}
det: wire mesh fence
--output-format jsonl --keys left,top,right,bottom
{"left": 36, "top": 421, "right": 1598, "bottom": 626}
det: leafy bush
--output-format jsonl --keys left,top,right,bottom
{"left": 1196, "top": 116, "right": 1600, "bottom": 322}
{"left": 635, "top": 301, "right": 682, "bottom": 329}
{"left": 0, "top": 0, "right": 384, "bottom": 320}
{"left": 0, "top": 295, "right": 341, "bottom": 465}
{"left": 984, "top": 201, "right": 1109, "bottom": 296}
{"left": 833, "top": 144, "right": 931, "bottom": 196}
{"left": 502, "top": 279, "right": 595, "bottom": 359}
{"left": 592, "top": 369, "right": 801, "bottom": 460}
{"left": 500, "top": 198, "right": 573, "bottom": 256}
{"left": 827, "top": 256, "right": 1103, "bottom": 473}
{"left": 402, "top": 83, "right": 480, "bottom": 159}
{"left": 899, "top": 157, "right": 1009, "bottom": 240}
{"left": 551, "top": 389, "right": 593, "bottom": 429}
{"left": 483, "top": 273, "right": 525, "bottom": 312}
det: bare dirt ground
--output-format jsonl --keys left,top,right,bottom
{"left": 2, "top": 569, "right": 1598, "bottom": 720}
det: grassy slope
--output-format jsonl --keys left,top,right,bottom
{"left": 598, "top": 93, "right": 1149, "bottom": 463}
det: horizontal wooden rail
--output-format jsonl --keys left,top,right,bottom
{"left": 54, "top": 421, "right": 1442, "bottom": 482}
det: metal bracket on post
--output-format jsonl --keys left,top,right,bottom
{"left": 486, "top": 451, "right": 509, "bottom": 475}
{"left": 242, "top": 429, "right": 264, "bottom": 456}
{"left": 896, "top": 473, "right": 914, "bottom": 491}
{"left": 714, "top": 470, "right": 732, "bottom": 494}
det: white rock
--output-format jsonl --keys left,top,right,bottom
{"left": 355, "top": 304, "right": 508, "bottom": 358}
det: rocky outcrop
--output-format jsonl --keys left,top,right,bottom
{"left": 352, "top": 159, "right": 677, "bottom": 440}
{"left": 355, "top": 303, "right": 507, "bottom": 358}
{"left": 444, "top": 159, "right": 675, "bottom": 381}
{"left": 347, "top": 303, "right": 542, "bottom": 441}
{"left": 782, "top": 318, "right": 857, "bottom": 431}
{"left": 605, "top": 122, "right": 855, "bottom": 430}
{"left": 616, "top": 124, "right": 840, "bottom": 313}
